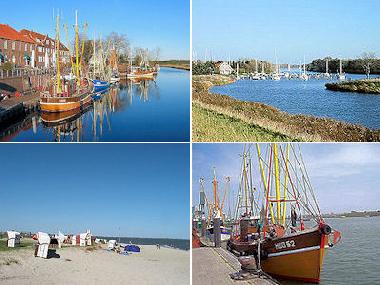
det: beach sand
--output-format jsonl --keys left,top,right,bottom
{"left": 0, "top": 243, "right": 189, "bottom": 285}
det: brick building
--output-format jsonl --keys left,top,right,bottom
{"left": 0, "top": 24, "right": 36, "bottom": 67}
{"left": 0, "top": 24, "right": 70, "bottom": 69}
{"left": 20, "top": 29, "right": 70, "bottom": 68}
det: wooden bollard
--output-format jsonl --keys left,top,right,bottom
{"left": 213, "top": 217, "right": 221, "bottom": 248}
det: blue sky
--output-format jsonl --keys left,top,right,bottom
{"left": 193, "top": 143, "right": 380, "bottom": 214}
{"left": 0, "top": 144, "right": 189, "bottom": 239}
{"left": 1, "top": 0, "right": 189, "bottom": 60}
{"left": 193, "top": 0, "right": 380, "bottom": 63}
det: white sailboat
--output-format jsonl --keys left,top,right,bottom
{"left": 272, "top": 50, "right": 281, "bottom": 80}
{"left": 338, "top": 59, "right": 346, "bottom": 80}
{"left": 300, "top": 55, "right": 309, "bottom": 80}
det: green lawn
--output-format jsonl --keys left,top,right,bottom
{"left": 192, "top": 103, "right": 298, "bottom": 142}
{"left": 0, "top": 239, "right": 34, "bottom": 252}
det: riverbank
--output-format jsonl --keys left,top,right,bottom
{"left": 192, "top": 75, "right": 380, "bottom": 142}
{"left": 0, "top": 243, "right": 189, "bottom": 285}
{"left": 326, "top": 78, "right": 380, "bottom": 94}
{"left": 159, "top": 60, "right": 190, "bottom": 71}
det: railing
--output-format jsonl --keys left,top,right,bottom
{"left": 0, "top": 67, "right": 61, "bottom": 79}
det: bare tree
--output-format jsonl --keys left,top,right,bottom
{"left": 106, "top": 32, "right": 130, "bottom": 57}
{"left": 150, "top": 47, "right": 161, "bottom": 65}
{"left": 360, "top": 52, "right": 376, "bottom": 79}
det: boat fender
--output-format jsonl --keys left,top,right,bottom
{"left": 320, "top": 224, "right": 331, "bottom": 235}
{"left": 260, "top": 249, "right": 268, "bottom": 260}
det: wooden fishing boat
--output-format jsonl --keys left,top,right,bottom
{"left": 41, "top": 100, "right": 92, "bottom": 126}
{"left": 127, "top": 67, "right": 155, "bottom": 79}
{"left": 228, "top": 144, "right": 341, "bottom": 284}
{"left": 40, "top": 11, "right": 91, "bottom": 113}
{"left": 258, "top": 224, "right": 340, "bottom": 283}
{"left": 40, "top": 80, "right": 92, "bottom": 112}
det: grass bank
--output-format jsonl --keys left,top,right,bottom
{"left": 192, "top": 75, "right": 380, "bottom": 142}
{"left": 158, "top": 60, "right": 190, "bottom": 71}
{"left": 325, "top": 78, "right": 380, "bottom": 94}
{"left": 193, "top": 104, "right": 297, "bottom": 142}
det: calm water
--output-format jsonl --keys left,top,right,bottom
{"left": 100, "top": 236, "right": 190, "bottom": 250}
{"left": 211, "top": 73, "right": 380, "bottom": 129}
{"left": 0, "top": 67, "right": 189, "bottom": 142}
{"left": 283, "top": 217, "right": 380, "bottom": 285}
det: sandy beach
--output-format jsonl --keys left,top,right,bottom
{"left": 0, "top": 242, "right": 189, "bottom": 285}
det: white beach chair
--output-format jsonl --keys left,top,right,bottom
{"left": 36, "top": 232, "right": 50, "bottom": 259}
{"left": 57, "top": 231, "right": 66, "bottom": 248}
{"left": 72, "top": 235, "right": 77, "bottom": 246}
{"left": 7, "top": 231, "right": 20, "bottom": 248}
{"left": 80, "top": 230, "right": 91, "bottom": 247}
{"left": 108, "top": 240, "right": 117, "bottom": 250}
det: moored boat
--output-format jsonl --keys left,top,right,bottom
{"left": 40, "top": 11, "right": 91, "bottom": 113}
{"left": 92, "top": 79, "right": 110, "bottom": 92}
{"left": 127, "top": 66, "right": 155, "bottom": 79}
{"left": 228, "top": 144, "right": 341, "bottom": 283}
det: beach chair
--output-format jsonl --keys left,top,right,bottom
{"left": 107, "top": 240, "right": 117, "bottom": 250}
{"left": 6, "top": 231, "right": 20, "bottom": 248}
{"left": 35, "top": 232, "right": 50, "bottom": 259}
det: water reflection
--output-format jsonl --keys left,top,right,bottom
{"left": 40, "top": 78, "right": 160, "bottom": 142}
{"left": 0, "top": 67, "right": 189, "bottom": 142}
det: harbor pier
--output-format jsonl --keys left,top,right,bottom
{"left": 193, "top": 247, "right": 278, "bottom": 285}
{"left": 0, "top": 92, "right": 40, "bottom": 130}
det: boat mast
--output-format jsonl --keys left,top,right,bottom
{"left": 256, "top": 144, "right": 275, "bottom": 225}
{"left": 303, "top": 55, "right": 306, "bottom": 75}
{"left": 63, "top": 24, "right": 75, "bottom": 76}
{"left": 56, "top": 14, "right": 61, "bottom": 93}
{"left": 325, "top": 58, "right": 329, "bottom": 74}
{"left": 281, "top": 144, "right": 290, "bottom": 226}
{"left": 212, "top": 168, "right": 219, "bottom": 215}
{"left": 75, "top": 10, "right": 80, "bottom": 86}
{"left": 273, "top": 144, "right": 281, "bottom": 224}
{"left": 339, "top": 59, "right": 343, "bottom": 75}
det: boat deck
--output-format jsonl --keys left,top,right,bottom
{"left": 193, "top": 247, "right": 278, "bottom": 285}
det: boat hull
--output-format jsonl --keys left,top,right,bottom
{"left": 93, "top": 80, "right": 110, "bottom": 92}
{"left": 126, "top": 72, "right": 155, "bottom": 79}
{"left": 230, "top": 226, "right": 332, "bottom": 283}
{"left": 261, "top": 227, "right": 328, "bottom": 283}
{"left": 40, "top": 92, "right": 92, "bottom": 113}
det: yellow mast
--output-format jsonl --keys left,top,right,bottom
{"left": 63, "top": 24, "right": 75, "bottom": 76}
{"left": 282, "top": 144, "right": 290, "bottom": 226}
{"left": 256, "top": 144, "right": 275, "bottom": 224}
{"left": 75, "top": 10, "right": 80, "bottom": 87}
{"left": 273, "top": 144, "right": 281, "bottom": 224}
{"left": 80, "top": 23, "right": 88, "bottom": 76}
{"left": 56, "top": 14, "right": 61, "bottom": 93}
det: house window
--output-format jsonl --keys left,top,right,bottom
{"left": 25, "top": 44, "right": 27, "bottom": 51}
{"left": 4, "top": 40, "right": 7, "bottom": 50}
{"left": 38, "top": 46, "right": 42, "bottom": 52}
{"left": 30, "top": 45, "right": 33, "bottom": 52}
{"left": 12, "top": 41, "right": 15, "bottom": 50}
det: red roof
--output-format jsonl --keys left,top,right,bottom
{"left": 0, "top": 24, "right": 35, "bottom": 44}
{"left": 20, "top": 29, "right": 69, "bottom": 51}
{"left": 0, "top": 24, "right": 21, "bottom": 41}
